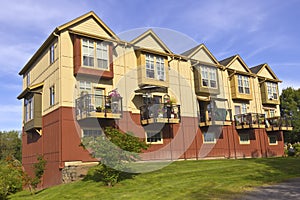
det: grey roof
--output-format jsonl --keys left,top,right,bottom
{"left": 181, "top": 44, "right": 203, "bottom": 57}
{"left": 250, "top": 64, "right": 265, "bottom": 74}
{"left": 218, "top": 55, "right": 237, "bottom": 66}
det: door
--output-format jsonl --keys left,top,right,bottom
{"left": 94, "top": 88, "right": 104, "bottom": 108}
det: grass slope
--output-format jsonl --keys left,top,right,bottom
{"left": 10, "top": 157, "right": 300, "bottom": 200}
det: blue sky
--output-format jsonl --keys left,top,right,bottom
{"left": 0, "top": 0, "right": 300, "bottom": 131}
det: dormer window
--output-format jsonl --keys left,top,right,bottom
{"left": 82, "top": 38, "right": 109, "bottom": 70}
{"left": 201, "top": 66, "right": 217, "bottom": 88}
{"left": 145, "top": 53, "right": 165, "bottom": 81}
{"left": 237, "top": 75, "right": 250, "bottom": 94}
{"left": 267, "top": 82, "right": 278, "bottom": 100}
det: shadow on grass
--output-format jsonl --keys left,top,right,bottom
{"left": 82, "top": 164, "right": 138, "bottom": 183}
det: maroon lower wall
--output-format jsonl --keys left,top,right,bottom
{"left": 22, "top": 108, "right": 285, "bottom": 188}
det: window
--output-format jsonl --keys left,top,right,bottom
{"left": 50, "top": 85, "right": 55, "bottom": 106}
{"left": 50, "top": 44, "right": 55, "bottom": 64}
{"left": 201, "top": 66, "right": 217, "bottom": 88}
{"left": 203, "top": 132, "right": 216, "bottom": 143}
{"left": 269, "top": 135, "right": 278, "bottom": 145}
{"left": 79, "top": 81, "right": 91, "bottom": 95}
{"left": 82, "top": 129, "right": 102, "bottom": 138}
{"left": 94, "top": 88, "right": 104, "bottom": 108}
{"left": 270, "top": 110, "right": 275, "bottom": 117}
{"left": 267, "top": 82, "right": 278, "bottom": 100}
{"left": 146, "top": 131, "right": 163, "bottom": 144}
{"left": 237, "top": 75, "right": 250, "bottom": 94}
{"left": 156, "top": 56, "right": 165, "bottom": 81}
{"left": 241, "top": 103, "right": 247, "bottom": 114}
{"left": 26, "top": 72, "right": 30, "bottom": 87}
{"left": 146, "top": 54, "right": 155, "bottom": 78}
{"left": 96, "top": 42, "right": 108, "bottom": 69}
{"left": 82, "top": 39, "right": 94, "bottom": 67}
{"left": 82, "top": 39, "right": 110, "bottom": 69}
{"left": 145, "top": 54, "right": 165, "bottom": 81}
{"left": 239, "top": 133, "right": 250, "bottom": 144}
{"left": 24, "top": 96, "right": 34, "bottom": 122}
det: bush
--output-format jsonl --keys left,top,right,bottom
{"left": 286, "top": 143, "right": 300, "bottom": 157}
{"left": 82, "top": 127, "right": 148, "bottom": 187}
{"left": 0, "top": 157, "right": 23, "bottom": 199}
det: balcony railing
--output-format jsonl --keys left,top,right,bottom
{"left": 199, "top": 108, "right": 232, "bottom": 127}
{"left": 266, "top": 116, "right": 293, "bottom": 131}
{"left": 234, "top": 113, "right": 266, "bottom": 129}
{"left": 140, "top": 103, "right": 181, "bottom": 125}
{"left": 75, "top": 94, "right": 122, "bottom": 120}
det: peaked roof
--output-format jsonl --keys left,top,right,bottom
{"left": 219, "top": 54, "right": 252, "bottom": 73}
{"left": 130, "top": 29, "right": 172, "bottom": 54}
{"left": 19, "top": 11, "right": 119, "bottom": 75}
{"left": 57, "top": 11, "right": 119, "bottom": 40}
{"left": 181, "top": 44, "right": 219, "bottom": 64}
{"left": 250, "top": 63, "right": 281, "bottom": 81}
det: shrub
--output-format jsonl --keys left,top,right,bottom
{"left": 82, "top": 127, "right": 148, "bottom": 186}
{"left": 0, "top": 157, "right": 23, "bottom": 199}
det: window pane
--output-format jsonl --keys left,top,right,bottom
{"left": 146, "top": 131, "right": 162, "bottom": 143}
{"left": 203, "top": 132, "right": 215, "bottom": 143}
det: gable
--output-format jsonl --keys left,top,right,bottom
{"left": 258, "top": 66, "right": 276, "bottom": 80}
{"left": 134, "top": 34, "right": 167, "bottom": 53}
{"left": 191, "top": 48, "right": 216, "bottom": 64}
{"left": 228, "top": 59, "right": 249, "bottom": 73}
{"left": 69, "top": 17, "right": 114, "bottom": 39}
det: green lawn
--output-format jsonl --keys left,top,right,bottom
{"left": 9, "top": 157, "right": 300, "bottom": 200}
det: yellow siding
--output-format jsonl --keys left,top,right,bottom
{"left": 191, "top": 48, "right": 215, "bottom": 64}
{"left": 228, "top": 59, "right": 248, "bottom": 72}
{"left": 258, "top": 67, "right": 274, "bottom": 79}
{"left": 69, "top": 18, "right": 112, "bottom": 39}
{"left": 134, "top": 34, "right": 166, "bottom": 53}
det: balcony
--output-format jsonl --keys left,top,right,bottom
{"left": 199, "top": 108, "right": 232, "bottom": 127}
{"left": 75, "top": 94, "right": 122, "bottom": 120}
{"left": 234, "top": 113, "right": 266, "bottom": 129}
{"left": 140, "top": 103, "right": 181, "bottom": 125}
{"left": 266, "top": 116, "right": 293, "bottom": 131}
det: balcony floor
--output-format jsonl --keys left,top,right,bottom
{"left": 141, "top": 117, "right": 180, "bottom": 125}
{"left": 76, "top": 111, "right": 122, "bottom": 120}
{"left": 199, "top": 121, "right": 232, "bottom": 127}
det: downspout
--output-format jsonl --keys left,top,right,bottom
{"left": 53, "top": 31, "right": 64, "bottom": 169}
{"left": 221, "top": 68, "right": 231, "bottom": 158}
{"left": 227, "top": 71, "right": 237, "bottom": 159}
{"left": 177, "top": 57, "right": 186, "bottom": 160}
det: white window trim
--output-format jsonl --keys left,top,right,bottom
{"left": 145, "top": 53, "right": 165, "bottom": 81}
{"left": 50, "top": 44, "right": 55, "bottom": 64}
{"left": 50, "top": 85, "right": 55, "bottom": 106}
{"left": 200, "top": 65, "right": 217, "bottom": 88}
{"left": 239, "top": 133, "right": 250, "bottom": 144}
{"left": 145, "top": 131, "right": 163, "bottom": 144}
{"left": 237, "top": 75, "right": 250, "bottom": 94}
{"left": 268, "top": 135, "right": 278, "bottom": 145}
{"left": 82, "top": 39, "right": 109, "bottom": 70}
{"left": 203, "top": 132, "right": 216, "bottom": 144}
{"left": 267, "top": 82, "right": 278, "bottom": 100}
{"left": 81, "top": 128, "right": 103, "bottom": 138}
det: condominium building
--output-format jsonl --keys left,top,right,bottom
{"left": 18, "top": 11, "right": 292, "bottom": 187}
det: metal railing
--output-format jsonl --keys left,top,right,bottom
{"left": 199, "top": 108, "right": 232, "bottom": 123}
{"left": 140, "top": 103, "right": 181, "bottom": 122}
{"left": 266, "top": 116, "right": 293, "bottom": 128}
{"left": 234, "top": 113, "right": 266, "bottom": 127}
{"left": 75, "top": 94, "right": 122, "bottom": 119}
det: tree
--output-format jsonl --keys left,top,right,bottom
{"left": 0, "top": 130, "right": 22, "bottom": 161}
{"left": 0, "top": 156, "right": 23, "bottom": 199}
{"left": 280, "top": 87, "right": 300, "bottom": 143}
{"left": 82, "top": 127, "right": 148, "bottom": 186}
